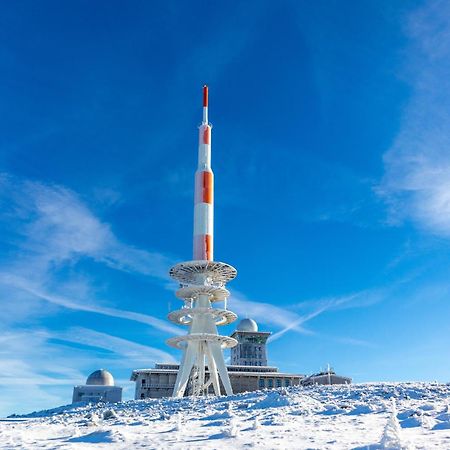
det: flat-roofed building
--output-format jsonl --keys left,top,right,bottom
{"left": 131, "top": 363, "right": 303, "bottom": 399}
{"left": 130, "top": 319, "right": 351, "bottom": 399}
{"left": 301, "top": 366, "right": 351, "bottom": 386}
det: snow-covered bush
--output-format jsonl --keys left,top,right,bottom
{"left": 225, "top": 417, "right": 238, "bottom": 437}
{"left": 380, "top": 398, "right": 407, "bottom": 449}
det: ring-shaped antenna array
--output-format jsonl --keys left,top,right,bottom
{"left": 168, "top": 308, "right": 237, "bottom": 326}
{"left": 166, "top": 333, "right": 237, "bottom": 350}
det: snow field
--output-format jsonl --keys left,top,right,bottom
{"left": 1, "top": 382, "right": 450, "bottom": 449}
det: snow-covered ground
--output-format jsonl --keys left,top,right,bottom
{"left": 1, "top": 383, "right": 450, "bottom": 449}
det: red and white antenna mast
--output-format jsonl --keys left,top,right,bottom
{"left": 167, "top": 86, "right": 238, "bottom": 397}
{"left": 193, "top": 85, "right": 214, "bottom": 261}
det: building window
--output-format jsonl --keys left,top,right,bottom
{"left": 268, "top": 379, "right": 273, "bottom": 388}
{"left": 276, "top": 378, "right": 282, "bottom": 388}
{"left": 140, "top": 393, "right": 145, "bottom": 399}
{"left": 141, "top": 379, "right": 146, "bottom": 385}
{"left": 285, "top": 379, "right": 291, "bottom": 387}
{"left": 259, "top": 378, "right": 265, "bottom": 389}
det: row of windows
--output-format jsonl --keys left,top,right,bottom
{"left": 240, "top": 336, "right": 267, "bottom": 344}
{"left": 141, "top": 377, "right": 176, "bottom": 386}
{"left": 239, "top": 361, "right": 265, "bottom": 366}
{"left": 235, "top": 345, "right": 265, "bottom": 352}
{"left": 228, "top": 365, "right": 278, "bottom": 372}
{"left": 259, "top": 378, "right": 292, "bottom": 389}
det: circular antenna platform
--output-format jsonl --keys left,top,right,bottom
{"left": 166, "top": 333, "right": 237, "bottom": 350}
{"left": 170, "top": 260, "right": 237, "bottom": 284}
{"left": 176, "top": 285, "right": 230, "bottom": 302}
{"left": 168, "top": 308, "right": 237, "bottom": 326}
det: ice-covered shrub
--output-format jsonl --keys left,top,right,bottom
{"left": 380, "top": 398, "right": 408, "bottom": 449}
{"left": 225, "top": 417, "right": 238, "bottom": 437}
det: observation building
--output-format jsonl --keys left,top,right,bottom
{"left": 72, "top": 369, "right": 122, "bottom": 404}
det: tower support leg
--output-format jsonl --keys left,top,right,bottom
{"left": 172, "top": 342, "right": 197, "bottom": 398}
{"left": 210, "top": 341, "right": 233, "bottom": 395}
{"left": 205, "top": 342, "right": 221, "bottom": 395}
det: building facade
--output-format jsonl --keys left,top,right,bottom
{"left": 230, "top": 318, "right": 271, "bottom": 366}
{"left": 130, "top": 319, "right": 352, "bottom": 400}
{"left": 301, "top": 367, "right": 351, "bottom": 386}
{"left": 131, "top": 363, "right": 302, "bottom": 399}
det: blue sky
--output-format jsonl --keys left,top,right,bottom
{"left": 1, "top": 0, "right": 450, "bottom": 416}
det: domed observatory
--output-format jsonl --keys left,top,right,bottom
{"left": 230, "top": 319, "right": 271, "bottom": 367}
{"left": 86, "top": 369, "right": 115, "bottom": 386}
{"left": 72, "top": 369, "right": 122, "bottom": 404}
{"left": 237, "top": 318, "right": 259, "bottom": 332}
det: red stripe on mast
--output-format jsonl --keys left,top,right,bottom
{"left": 203, "top": 85, "right": 208, "bottom": 107}
{"left": 203, "top": 126, "right": 210, "bottom": 144}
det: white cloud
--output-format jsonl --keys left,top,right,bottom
{"left": 230, "top": 287, "right": 388, "bottom": 344}
{"left": 378, "top": 0, "right": 450, "bottom": 237}
{"left": 55, "top": 327, "right": 176, "bottom": 365}
{"left": 290, "top": 289, "right": 388, "bottom": 313}
{"left": 0, "top": 330, "right": 85, "bottom": 416}
{"left": 0, "top": 174, "right": 181, "bottom": 335}
{"left": 0, "top": 272, "right": 182, "bottom": 336}
{"left": 0, "top": 174, "right": 181, "bottom": 415}
{"left": 332, "top": 336, "right": 377, "bottom": 348}
{"left": 0, "top": 174, "right": 173, "bottom": 278}
{"left": 231, "top": 290, "right": 312, "bottom": 335}
{"left": 260, "top": 288, "right": 388, "bottom": 344}
{"left": 0, "top": 327, "right": 173, "bottom": 416}
{"left": 268, "top": 308, "right": 325, "bottom": 343}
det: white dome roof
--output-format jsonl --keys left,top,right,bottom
{"left": 237, "top": 318, "right": 258, "bottom": 332}
{"left": 86, "top": 369, "right": 114, "bottom": 386}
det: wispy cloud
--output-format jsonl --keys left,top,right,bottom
{"left": 54, "top": 327, "right": 176, "bottom": 365}
{"left": 332, "top": 336, "right": 377, "bottom": 348}
{"left": 0, "top": 272, "right": 182, "bottom": 336}
{"left": 0, "top": 174, "right": 179, "bottom": 332}
{"left": 378, "top": 0, "right": 450, "bottom": 238}
{"left": 231, "top": 290, "right": 312, "bottom": 335}
{"left": 263, "top": 288, "right": 389, "bottom": 344}
{"left": 0, "top": 173, "right": 173, "bottom": 278}
{"left": 0, "top": 329, "right": 87, "bottom": 416}
{"left": 230, "top": 287, "right": 390, "bottom": 344}
{"left": 0, "top": 332, "right": 83, "bottom": 386}
{"left": 0, "top": 327, "right": 173, "bottom": 416}
{"left": 0, "top": 174, "right": 181, "bottom": 415}
{"left": 290, "top": 289, "right": 388, "bottom": 313}
{"left": 268, "top": 308, "right": 326, "bottom": 343}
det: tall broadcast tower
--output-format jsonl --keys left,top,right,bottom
{"left": 167, "top": 86, "right": 238, "bottom": 397}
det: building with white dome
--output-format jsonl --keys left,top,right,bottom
{"left": 237, "top": 318, "right": 258, "bottom": 332}
{"left": 72, "top": 369, "right": 122, "bottom": 404}
{"left": 231, "top": 318, "right": 270, "bottom": 366}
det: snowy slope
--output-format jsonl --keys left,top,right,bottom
{"left": 1, "top": 383, "right": 450, "bottom": 449}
